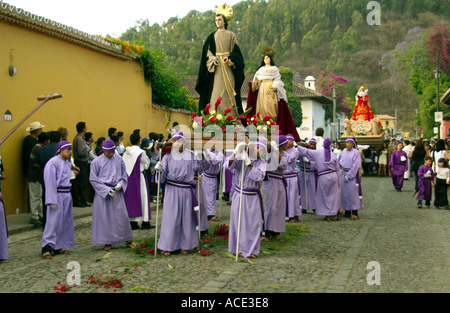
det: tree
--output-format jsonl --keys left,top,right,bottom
{"left": 280, "top": 66, "right": 303, "bottom": 127}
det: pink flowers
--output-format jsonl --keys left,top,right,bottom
{"left": 204, "top": 103, "right": 211, "bottom": 115}
{"left": 215, "top": 97, "right": 223, "bottom": 110}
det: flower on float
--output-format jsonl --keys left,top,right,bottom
{"left": 204, "top": 103, "right": 211, "bottom": 115}
{"left": 224, "top": 107, "right": 232, "bottom": 114}
{"left": 216, "top": 114, "right": 223, "bottom": 121}
{"left": 193, "top": 122, "right": 198, "bottom": 128}
{"left": 209, "top": 116, "right": 217, "bottom": 123}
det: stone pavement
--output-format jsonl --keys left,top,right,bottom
{"left": 1, "top": 175, "right": 449, "bottom": 294}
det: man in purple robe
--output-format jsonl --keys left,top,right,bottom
{"left": 226, "top": 140, "right": 267, "bottom": 259}
{"left": 0, "top": 192, "right": 8, "bottom": 261}
{"left": 123, "top": 133, "right": 152, "bottom": 230}
{"left": 297, "top": 138, "right": 340, "bottom": 221}
{"left": 390, "top": 142, "right": 408, "bottom": 192}
{"left": 202, "top": 149, "right": 224, "bottom": 222}
{"left": 90, "top": 139, "right": 137, "bottom": 250}
{"left": 41, "top": 141, "right": 75, "bottom": 259}
{"left": 299, "top": 138, "right": 317, "bottom": 214}
{"left": 282, "top": 135, "right": 301, "bottom": 223}
{"left": 155, "top": 132, "right": 207, "bottom": 255}
{"left": 339, "top": 137, "right": 363, "bottom": 220}
{"left": 261, "top": 136, "right": 289, "bottom": 242}
{"left": 417, "top": 156, "right": 435, "bottom": 208}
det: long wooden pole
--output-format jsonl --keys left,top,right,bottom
{"left": 235, "top": 145, "right": 248, "bottom": 262}
{"left": 154, "top": 147, "right": 163, "bottom": 257}
{"left": 0, "top": 93, "right": 62, "bottom": 146}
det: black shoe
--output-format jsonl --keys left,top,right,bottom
{"left": 30, "top": 218, "right": 43, "bottom": 227}
{"left": 130, "top": 222, "right": 140, "bottom": 230}
{"left": 141, "top": 222, "right": 155, "bottom": 229}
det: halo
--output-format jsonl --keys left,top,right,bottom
{"left": 216, "top": 4, "right": 233, "bottom": 21}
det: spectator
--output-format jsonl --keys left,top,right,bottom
{"left": 22, "top": 121, "right": 45, "bottom": 176}
{"left": 28, "top": 132, "right": 49, "bottom": 227}
{"left": 72, "top": 122, "right": 91, "bottom": 208}
{"left": 313, "top": 127, "right": 324, "bottom": 150}
{"left": 108, "top": 127, "right": 117, "bottom": 138}
{"left": 116, "top": 131, "right": 125, "bottom": 156}
{"left": 95, "top": 137, "right": 105, "bottom": 157}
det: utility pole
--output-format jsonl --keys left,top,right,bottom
{"left": 332, "top": 86, "right": 336, "bottom": 142}
{"left": 436, "top": 52, "right": 441, "bottom": 140}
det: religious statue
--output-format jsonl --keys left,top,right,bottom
{"left": 245, "top": 48, "right": 300, "bottom": 141}
{"left": 350, "top": 84, "right": 374, "bottom": 122}
{"left": 195, "top": 4, "right": 245, "bottom": 119}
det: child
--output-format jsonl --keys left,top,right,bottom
{"left": 417, "top": 156, "right": 435, "bottom": 209}
{"left": 226, "top": 140, "right": 267, "bottom": 259}
{"left": 41, "top": 141, "right": 75, "bottom": 259}
{"left": 89, "top": 139, "right": 137, "bottom": 251}
{"left": 155, "top": 132, "right": 207, "bottom": 256}
{"left": 433, "top": 158, "right": 449, "bottom": 210}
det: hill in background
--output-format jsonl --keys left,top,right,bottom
{"left": 120, "top": 0, "right": 450, "bottom": 135}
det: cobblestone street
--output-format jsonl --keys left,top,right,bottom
{"left": 1, "top": 175, "right": 449, "bottom": 294}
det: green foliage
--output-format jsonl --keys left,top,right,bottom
{"left": 280, "top": 66, "right": 303, "bottom": 126}
{"left": 138, "top": 49, "right": 191, "bottom": 110}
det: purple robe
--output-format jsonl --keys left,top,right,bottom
{"left": 157, "top": 150, "right": 204, "bottom": 252}
{"left": 263, "top": 151, "right": 287, "bottom": 233}
{"left": 298, "top": 155, "right": 316, "bottom": 212}
{"left": 0, "top": 194, "right": 8, "bottom": 260}
{"left": 201, "top": 150, "right": 224, "bottom": 217}
{"left": 123, "top": 148, "right": 151, "bottom": 221}
{"left": 339, "top": 148, "right": 362, "bottom": 211}
{"left": 390, "top": 150, "right": 408, "bottom": 189}
{"left": 90, "top": 154, "right": 133, "bottom": 245}
{"left": 223, "top": 150, "right": 233, "bottom": 194}
{"left": 225, "top": 155, "right": 267, "bottom": 258}
{"left": 417, "top": 165, "right": 435, "bottom": 201}
{"left": 282, "top": 147, "right": 301, "bottom": 218}
{"left": 297, "top": 146, "right": 340, "bottom": 216}
{"left": 41, "top": 155, "right": 74, "bottom": 250}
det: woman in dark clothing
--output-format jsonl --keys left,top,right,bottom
{"left": 410, "top": 140, "right": 427, "bottom": 192}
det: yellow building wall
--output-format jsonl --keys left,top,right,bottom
{"left": 0, "top": 21, "right": 190, "bottom": 215}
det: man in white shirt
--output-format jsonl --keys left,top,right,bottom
{"left": 313, "top": 127, "right": 324, "bottom": 150}
{"left": 402, "top": 140, "right": 412, "bottom": 180}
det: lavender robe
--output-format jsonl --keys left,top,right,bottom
{"left": 339, "top": 148, "right": 362, "bottom": 211}
{"left": 41, "top": 156, "right": 74, "bottom": 250}
{"left": 282, "top": 147, "right": 301, "bottom": 218}
{"left": 298, "top": 155, "right": 317, "bottom": 212}
{"left": 0, "top": 194, "right": 8, "bottom": 260}
{"left": 390, "top": 150, "right": 408, "bottom": 189}
{"left": 417, "top": 165, "right": 435, "bottom": 201}
{"left": 157, "top": 150, "right": 205, "bottom": 252}
{"left": 226, "top": 155, "right": 267, "bottom": 258}
{"left": 202, "top": 150, "right": 224, "bottom": 217}
{"left": 263, "top": 151, "right": 287, "bottom": 233}
{"left": 223, "top": 150, "right": 233, "bottom": 194}
{"left": 90, "top": 154, "right": 133, "bottom": 245}
{"left": 123, "top": 147, "right": 151, "bottom": 221}
{"left": 297, "top": 146, "right": 340, "bottom": 216}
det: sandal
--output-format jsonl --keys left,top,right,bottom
{"left": 180, "top": 249, "right": 188, "bottom": 255}
{"left": 351, "top": 215, "right": 359, "bottom": 220}
{"left": 324, "top": 216, "right": 334, "bottom": 222}
{"left": 210, "top": 216, "right": 220, "bottom": 222}
{"left": 249, "top": 254, "right": 257, "bottom": 259}
{"left": 260, "top": 236, "right": 270, "bottom": 242}
{"left": 160, "top": 251, "right": 170, "bottom": 256}
{"left": 104, "top": 245, "right": 112, "bottom": 251}
{"left": 126, "top": 241, "right": 137, "bottom": 248}
{"left": 42, "top": 252, "right": 52, "bottom": 259}
{"left": 272, "top": 236, "right": 285, "bottom": 242}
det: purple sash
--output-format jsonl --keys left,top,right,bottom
{"left": 267, "top": 172, "right": 289, "bottom": 217}
{"left": 167, "top": 180, "right": 199, "bottom": 226}
{"left": 234, "top": 185, "right": 265, "bottom": 231}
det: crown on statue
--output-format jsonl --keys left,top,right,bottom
{"left": 261, "top": 48, "right": 275, "bottom": 58}
{"left": 357, "top": 83, "right": 368, "bottom": 92}
{"left": 216, "top": 4, "right": 233, "bottom": 21}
